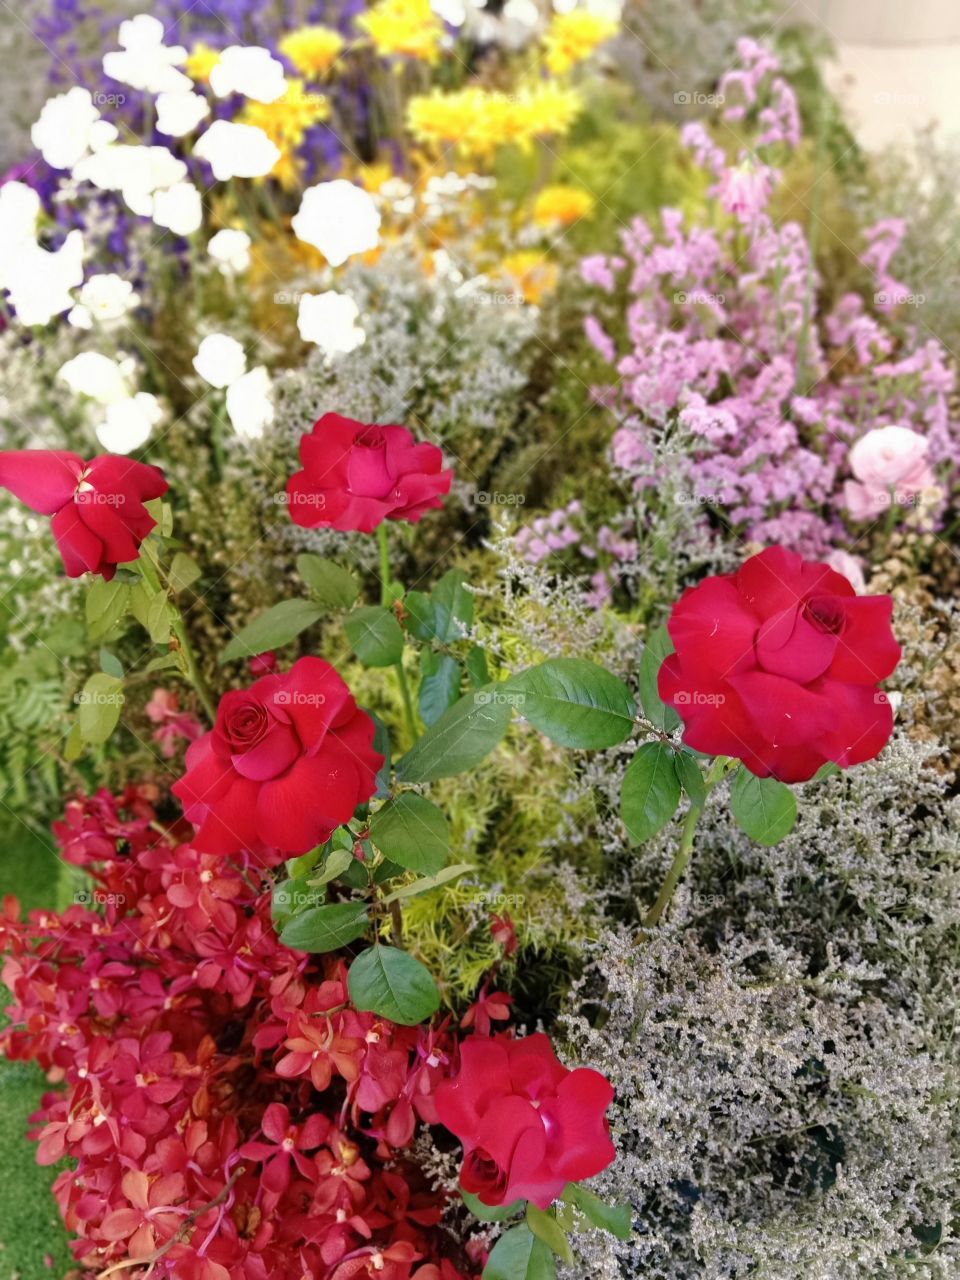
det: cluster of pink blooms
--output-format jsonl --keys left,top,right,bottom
{"left": 514, "top": 500, "right": 639, "bottom": 606}
{"left": 145, "top": 688, "right": 204, "bottom": 759}
{"left": 1, "top": 786, "right": 480, "bottom": 1280}
{"left": 566, "top": 37, "right": 955, "bottom": 591}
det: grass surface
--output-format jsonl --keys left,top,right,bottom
{"left": 0, "top": 817, "right": 73, "bottom": 1280}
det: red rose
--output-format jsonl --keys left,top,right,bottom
{"left": 658, "top": 546, "right": 901, "bottom": 783}
{"left": 0, "top": 449, "right": 167, "bottom": 580}
{"left": 172, "top": 656, "right": 383, "bottom": 857}
{"left": 287, "top": 412, "right": 452, "bottom": 533}
{"left": 435, "top": 1034, "right": 615, "bottom": 1210}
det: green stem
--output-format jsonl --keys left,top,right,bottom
{"left": 377, "top": 523, "right": 419, "bottom": 745}
{"left": 643, "top": 755, "right": 733, "bottom": 927}
{"left": 140, "top": 554, "right": 218, "bottom": 725}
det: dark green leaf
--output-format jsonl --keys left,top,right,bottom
{"left": 483, "top": 1224, "right": 556, "bottom": 1280}
{"left": 562, "top": 1185, "right": 632, "bottom": 1240}
{"left": 674, "top": 750, "right": 706, "bottom": 809}
{"left": 368, "top": 710, "right": 391, "bottom": 799}
{"left": 808, "top": 761, "right": 841, "bottom": 784}
{"left": 403, "top": 591, "right": 436, "bottom": 641}
{"left": 431, "top": 569, "right": 474, "bottom": 643}
{"left": 526, "top": 1205, "right": 572, "bottom": 1263}
{"left": 296, "top": 554, "right": 359, "bottom": 609}
{"left": 621, "top": 740, "right": 681, "bottom": 844}
{"left": 505, "top": 658, "right": 635, "bottom": 749}
{"left": 279, "top": 901, "right": 369, "bottom": 952}
{"left": 220, "top": 599, "right": 322, "bottom": 664}
{"left": 344, "top": 606, "right": 404, "bottom": 668}
{"left": 466, "top": 645, "right": 490, "bottom": 689}
{"left": 419, "top": 652, "right": 462, "bottom": 726}
{"left": 396, "top": 686, "right": 512, "bottom": 782}
{"left": 369, "top": 793, "right": 450, "bottom": 875}
{"left": 99, "top": 648, "right": 124, "bottom": 678}
{"left": 638, "top": 625, "right": 680, "bottom": 732}
{"left": 461, "top": 1189, "right": 525, "bottom": 1222}
{"left": 347, "top": 944, "right": 440, "bottom": 1025}
{"left": 730, "top": 768, "right": 797, "bottom": 845}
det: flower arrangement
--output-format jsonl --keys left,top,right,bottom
{"left": 0, "top": 8, "right": 957, "bottom": 1280}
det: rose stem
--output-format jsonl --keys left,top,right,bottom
{"left": 377, "top": 522, "right": 418, "bottom": 745}
{"left": 643, "top": 755, "right": 733, "bottom": 927}
{"left": 139, "top": 555, "right": 218, "bottom": 725}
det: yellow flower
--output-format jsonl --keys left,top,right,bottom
{"left": 240, "top": 82, "right": 330, "bottom": 188}
{"left": 357, "top": 0, "right": 443, "bottom": 64}
{"left": 533, "top": 184, "right": 595, "bottom": 227}
{"left": 500, "top": 252, "right": 558, "bottom": 306}
{"left": 186, "top": 42, "right": 221, "bottom": 83}
{"left": 543, "top": 10, "right": 618, "bottom": 76}
{"left": 407, "top": 84, "right": 583, "bottom": 158}
{"left": 279, "top": 25, "right": 346, "bottom": 78}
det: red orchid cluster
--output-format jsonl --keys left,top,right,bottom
{"left": 1, "top": 788, "right": 479, "bottom": 1280}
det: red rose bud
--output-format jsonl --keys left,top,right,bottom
{"left": 0, "top": 449, "right": 168, "bottom": 580}
{"left": 248, "top": 650, "right": 277, "bottom": 676}
{"left": 435, "top": 1033, "right": 615, "bottom": 1210}
{"left": 659, "top": 545, "right": 901, "bottom": 783}
{"left": 287, "top": 412, "right": 452, "bottom": 533}
{"left": 172, "top": 656, "right": 383, "bottom": 858}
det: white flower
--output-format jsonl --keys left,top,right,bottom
{"left": 97, "top": 393, "right": 163, "bottom": 453}
{"left": 155, "top": 89, "right": 209, "bottom": 137}
{"left": 207, "top": 228, "right": 251, "bottom": 275}
{"left": 291, "top": 180, "right": 381, "bottom": 267}
{"left": 152, "top": 181, "right": 203, "bottom": 235}
{"left": 58, "top": 351, "right": 134, "bottom": 405}
{"left": 73, "top": 144, "right": 187, "bottom": 218}
{"left": 4, "top": 231, "right": 84, "bottom": 327}
{"left": 31, "top": 88, "right": 118, "bottom": 170}
{"left": 193, "top": 333, "right": 247, "bottom": 388}
{"left": 102, "top": 14, "right": 191, "bottom": 94}
{"left": 226, "top": 366, "right": 274, "bottom": 439}
{"left": 193, "top": 121, "right": 280, "bottom": 181}
{"left": 0, "top": 182, "right": 41, "bottom": 287}
{"left": 209, "top": 46, "right": 287, "bottom": 103}
{"left": 297, "top": 292, "right": 366, "bottom": 359}
{"left": 68, "top": 273, "right": 140, "bottom": 329}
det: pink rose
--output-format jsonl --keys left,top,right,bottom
{"left": 844, "top": 425, "right": 934, "bottom": 517}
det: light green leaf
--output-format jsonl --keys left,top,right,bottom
{"left": 99, "top": 648, "right": 124, "bottom": 678}
{"left": 219, "top": 599, "right": 323, "bottom": 664}
{"left": 483, "top": 1224, "right": 556, "bottom": 1280}
{"left": 621, "top": 740, "right": 682, "bottom": 844}
{"left": 86, "top": 580, "right": 129, "bottom": 640}
{"left": 638, "top": 625, "right": 680, "bottom": 732}
{"left": 296, "top": 554, "right": 359, "bottom": 609}
{"left": 344, "top": 606, "right": 404, "bottom": 668}
{"left": 77, "top": 672, "right": 124, "bottom": 744}
{"left": 396, "top": 686, "right": 512, "bottom": 782}
{"left": 730, "top": 768, "right": 797, "bottom": 845}
{"left": 381, "top": 863, "right": 474, "bottom": 904}
{"left": 561, "top": 1185, "right": 632, "bottom": 1240}
{"left": 168, "top": 552, "right": 202, "bottom": 594}
{"left": 347, "top": 944, "right": 440, "bottom": 1025}
{"left": 526, "top": 1205, "right": 573, "bottom": 1264}
{"left": 279, "top": 901, "right": 369, "bottom": 952}
{"left": 309, "top": 846, "right": 355, "bottom": 885}
{"left": 369, "top": 793, "right": 450, "bottom": 875}
{"left": 146, "top": 590, "right": 172, "bottom": 644}
{"left": 505, "top": 658, "right": 636, "bottom": 749}
{"left": 461, "top": 1190, "right": 525, "bottom": 1222}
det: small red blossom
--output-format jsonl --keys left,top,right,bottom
{"left": 460, "top": 986, "right": 512, "bottom": 1037}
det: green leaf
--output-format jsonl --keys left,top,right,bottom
{"left": 396, "top": 686, "right": 512, "bottom": 782}
{"left": 419, "top": 652, "right": 462, "bottom": 726}
{"left": 86, "top": 580, "right": 129, "bottom": 640}
{"left": 168, "top": 552, "right": 202, "bottom": 594}
{"left": 347, "top": 944, "right": 440, "bottom": 1025}
{"left": 368, "top": 710, "right": 391, "bottom": 799}
{"left": 381, "top": 863, "right": 474, "bottom": 903}
{"left": 730, "top": 768, "right": 797, "bottom": 845}
{"left": 369, "top": 793, "right": 450, "bottom": 875}
{"left": 674, "top": 750, "right": 706, "bottom": 809}
{"left": 296, "top": 554, "right": 359, "bottom": 609}
{"left": 76, "top": 673, "right": 125, "bottom": 744}
{"left": 808, "top": 761, "right": 841, "bottom": 783}
{"left": 466, "top": 645, "right": 490, "bottom": 689}
{"left": 506, "top": 658, "right": 636, "bottom": 750}
{"left": 621, "top": 740, "right": 682, "bottom": 844}
{"left": 220, "top": 598, "right": 323, "bottom": 664}
{"left": 145, "top": 498, "right": 173, "bottom": 536}
{"left": 461, "top": 1190, "right": 525, "bottom": 1223}
{"left": 483, "top": 1224, "right": 556, "bottom": 1280}
{"left": 431, "top": 569, "right": 474, "bottom": 643}
{"left": 146, "top": 590, "right": 172, "bottom": 644}
{"left": 526, "top": 1205, "right": 573, "bottom": 1264}
{"left": 403, "top": 590, "right": 436, "bottom": 641}
{"left": 309, "top": 846, "right": 355, "bottom": 885}
{"left": 143, "top": 651, "right": 183, "bottom": 674}
{"left": 279, "top": 901, "right": 369, "bottom": 952}
{"left": 344, "top": 606, "right": 404, "bottom": 668}
{"left": 99, "top": 648, "right": 124, "bottom": 679}
{"left": 562, "top": 1185, "right": 631, "bottom": 1240}
{"left": 638, "top": 625, "right": 680, "bottom": 732}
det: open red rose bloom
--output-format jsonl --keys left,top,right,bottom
{"left": 172, "top": 656, "right": 382, "bottom": 858}
{"left": 658, "top": 546, "right": 901, "bottom": 782}
{"left": 0, "top": 449, "right": 168, "bottom": 579}
{"left": 287, "top": 413, "right": 453, "bottom": 534}
{"left": 435, "top": 1034, "right": 616, "bottom": 1210}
